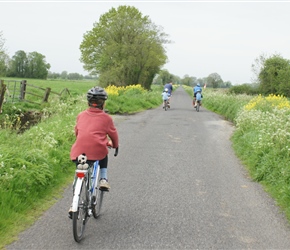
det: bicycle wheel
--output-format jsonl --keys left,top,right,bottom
{"left": 72, "top": 179, "right": 88, "bottom": 242}
{"left": 92, "top": 189, "right": 104, "bottom": 218}
{"left": 196, "top": 101, "right": 200, "bottom": 112}
{"left": 164, "top": 100, "right": 167, "bottom": 111}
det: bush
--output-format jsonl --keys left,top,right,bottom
{"left": 228, "top": 84, "right": 259, "bottom": 95}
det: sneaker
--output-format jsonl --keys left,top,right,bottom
{"left": 68, "top": 206, "right": 73, "bottom": 219}
{"left": 99, "top": 178, "right": 110, "bottom": 190}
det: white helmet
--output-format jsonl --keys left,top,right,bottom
{"left": 165, "top": 88, "right": 168, "bottom": 92}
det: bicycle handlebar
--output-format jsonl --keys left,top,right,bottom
{"left": 114, "top": 147, "right": 119, "bottom": 157}
{"left": 107, "top": 145, "right": 119, "bottom": 157}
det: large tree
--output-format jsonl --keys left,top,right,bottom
{"left": 9, "top": 50, "right": 27, "bottom": 77}
{"left": 26, "top": 51, "right": 50, "bottom": 79}
{"left": 207, "top": 73, "right": 223, "bottom": 88}
{"left": 80, "top": 5, "right": 170, "bottom": 89}
{"left": 258, "top": 54, "right": 290, "bottom": 96}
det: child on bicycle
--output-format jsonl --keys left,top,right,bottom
{"left": 70, "top": 86, "right": 119, "bottom": 190}
{"left": 193, "top": 83, "right": 203, "bottom": 107}
{"left": 161, "top": 88, "right": 170, "bottom": 108}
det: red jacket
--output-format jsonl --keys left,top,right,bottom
{"left": 70, "top": 108, "right": 119, "bottom": 161}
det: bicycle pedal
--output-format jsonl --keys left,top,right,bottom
{"left": 99, "top": 187, "right": 109, "bottom": 192}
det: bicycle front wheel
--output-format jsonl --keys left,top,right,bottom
{"left": 73, "top": 179, "right": 88, "bottom": 242}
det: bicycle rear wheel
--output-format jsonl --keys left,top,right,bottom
{"left": 164, "top": 100, "right": 167, "bottom": 111}
{"left": 73, "top": 179, "right": 88, "bottom": 242}
{"left": 92, "top": 189, "right": 104, "bottom": 218}
{"left": 196, "top": 101, "right": 200, "bottom": 112}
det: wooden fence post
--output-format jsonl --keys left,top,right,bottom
{"left": 20, "top": 80, "right": 27, "bottom": 100}
{"left": 0, "top": 80, "right": 7, "bottom": 113}
{"left": 43, "top": 87, "right": 51, "bottom": 102}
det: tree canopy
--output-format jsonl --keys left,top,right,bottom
{"left": 207, "top": 73, "right": 223, "bottom": 88}
{"left": 153, "top": 69, "right": 175, "bottom": 85}
{"left": 8, "top": 50, "right": 50, "bottom": 79}
{"left": 80, "top": 5, "right": 170, "bottom": 89}
{"left": 258, "top": 54, "right": 290, "bottom": 97}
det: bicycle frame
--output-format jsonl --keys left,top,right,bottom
{"left": 72, "top": 169, "right": 88, "bottom": 213}
{"left": 72, "top": 161, "right": 100, "bottom": 213}
{"left": 193, "top": 93, "right": 202, "bottom": 112}
{"left": 164, "top": 99, "right": 170, "bottom": 111}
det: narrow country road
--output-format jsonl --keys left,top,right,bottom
{"left": 6, "top": 86, "right": 290, "bottom": 249}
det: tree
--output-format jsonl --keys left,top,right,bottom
{"left": 154, "top": 69, "right": 173, "bottom": 85}
{"left": 223, "top": 81, "right": 232, "bottom": 88}
{"left": 8, "top": 50, "right": 50, "bottom": 79}
{"left": 47, "top": 71, "right": 60, "bottom": 79}
{"left": 0, "top": 31, "right": 4, "bottom": 53}
{"left": 80, "top": 5, "right": 170, "bottom": 89}
{"left": 9, "top": 50, "right": 28, "bottom": 77}
{"left": 0, "top": 53, "right": 9, "bottom": 77}
{"left": 207, "top": 73, "right": 223, "bottom": 88}
{"left": 181, "top": 75, "right": 196, "bottom": 86}
{"left": 0, "top": 31, "right": 9, "bottom": 76}
{"left": 67, "top": 72, "right": 83, "bottom": 80}
{"left": 251, "top": 53, "right": 267, "bottom": 83}
{"left": 196, "top": 78, "right": 206, "bottom": 87}
{"left": 26, "top": 51, "right": 50, "bottom": 79}
{"left": 60, "top": 71, "right": 68, "bottom": 79}
{"left": 258, "top": 54, "right": 290, "bottom": 96}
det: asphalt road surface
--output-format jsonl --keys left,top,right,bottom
{"left": 6, "top": 86, "right": 290, "bottom": 249}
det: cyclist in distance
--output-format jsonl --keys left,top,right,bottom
{"left": 164, "top": 81, "right": 173, "bottom": 107}
{"left": 193, "top": 83, "right": 203, "bottom": 107}
{"left": 161, "top": 88, "right": 170, "bottom": 108}
{"left": 70, "top": 86, "right": 119, "bottom": 191}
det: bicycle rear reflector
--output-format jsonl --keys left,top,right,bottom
{"left": 76, "top": 172, "right": 85, "bottom": 178}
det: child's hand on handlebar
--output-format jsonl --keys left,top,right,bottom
{"left": 107, "top": 140, "right": 113, "bottom": 148}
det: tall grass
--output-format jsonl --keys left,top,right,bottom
{"left": 232, "top": 94, "right": 290, "bottom": 216}
{"left": 0, "top": 82, "right": 164, "bottom": 249}
{"left": 0, "top": 95, "right": 82, "bottom": 248}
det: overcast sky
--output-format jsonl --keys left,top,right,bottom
{"left": 1, "top": 1, "right": 290, "bottom": 84}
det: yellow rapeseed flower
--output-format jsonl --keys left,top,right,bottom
{"left": 244, "top": 94, "right": 290, "bottom": 111}
{"left": 244, "top": 95, "right": 263, "bottom": 111}
{"left": 105, "top": 84, "right": 146, "bottom": 96}
{"left": 105, "top": 85, "right": 120, "bottom": 96}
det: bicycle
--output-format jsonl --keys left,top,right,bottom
{"left": 71, "top": 147, "right": 119, "bottom": 242}
{"left": 193, "top": 92, "right": 202, "bottom": 112}
{"left": 195, "top": 100, "right": 201, "bottom": 112}
{"left": 164, "top": 99, "right": 170, "bottom": 111}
